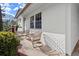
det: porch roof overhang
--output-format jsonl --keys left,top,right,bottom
{"left": 15, "top": 3, "right": 32, "bottom": 18}
{"left": 15, "top": 3, "right": 53, "bottom": 19}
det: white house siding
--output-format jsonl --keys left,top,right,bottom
{"left": 24, "top": 4, "right": 66, "bottom": 54}
{"left": 42, "top": 3, "right": 79, "bottom": 55}
{"left": 42, "top": 4, "right": 66, "bottom": 54}
{"left": 22, "top": 4, "right": 56, "bottom": 33}
{"left": 22, "top": 4, "right": 66, "bottom": 33}
{"left": 17, "top": 3, "right": 66, "bottom": 55}
{"left": 16, "top": 3, "right": 79, "bottom": 55}
{"left": 71, "top": 4, "right": 79, "bottom": 54}
{"left": 42, "top": 4, "right": 66, "bottom": 34}
{"left": 66, "top": 4, "right": 79, "bottom": 55}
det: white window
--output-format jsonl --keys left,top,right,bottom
{"left": 30, "top": 12, "right": 42, "bottom": 29}
{"left": 35, "top": 12, "right": 42, "bottom": 29}
{"left": 30, "top": 16, "right": 34, "bottom": 28}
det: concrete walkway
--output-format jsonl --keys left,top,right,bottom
{"left": 18, "top": 36, "right": 47, "bottom": 56}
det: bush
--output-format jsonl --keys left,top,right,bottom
{"left": 0, "top": 32, "right": 20, "bottom": 56}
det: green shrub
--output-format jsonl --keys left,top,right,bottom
{"left": 0, "top": 32, "right": 20, "bottom": 56}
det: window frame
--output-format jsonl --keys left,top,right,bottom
{"left": 35, "top": 12, "right": 42, "bottom": 29}
{"left": 30, "top": 16, "right": 34, "bottom": 29}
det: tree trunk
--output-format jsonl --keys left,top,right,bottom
{"left": 0, "top": 5, "right": 3, "bottom": 31}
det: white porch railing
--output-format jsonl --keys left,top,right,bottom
{"left": 42, "top": 32, "right": 65, "bottom": 55}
